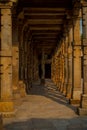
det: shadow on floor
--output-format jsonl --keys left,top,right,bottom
{"left": 5, "top": 117, "right": 87, "bottom": 130}
{"left": 30, "top": 79, "right": 78, "bottom": 113}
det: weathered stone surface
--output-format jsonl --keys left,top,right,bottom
{"left": 0, "top": 102, "right": 14, "bottom": 112}
{"left": 78, "top": 108, "right": 87, "bottom": 116}
{"left": 19, "top": 81, "right": 26, "bottom": 97}
{"left": 71, "top": 18, "right": 82, "bottom": 103}
{"left": 78, "top": 6, "right": 87, "bottom": 115}
{"left": 0, "top": 7, "right": 14, "bottom": 115}
{"left": 12, "top": 46, "right": 20, "bottom": 98}
{"left": 0, "top": 114, "right": 3, "bottom": 130}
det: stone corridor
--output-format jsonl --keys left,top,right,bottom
{"left": 3, "top": 79, "right": 87, "bottom": 130}
{"left": 1, "top": 0, "right": 87, "bottom": 129}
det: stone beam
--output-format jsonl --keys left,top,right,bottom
{"left": 23, "top": 7, "right": 66, "bottom": 13}
{"left": 32, "top": 33, "right": 58, "bottom": 36}
{"left": 30, "top": 27, "right": 61, "bottom": 31}
{"left": 24, "top": 13, "right": 65, "bottom": 16}
{"left": 27, "top": 19, "right": 63, "bottom": 25}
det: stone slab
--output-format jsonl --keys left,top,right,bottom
{"left": 0, "top": 101, "right": 14, "bottom": 112}
{"left": 78, "top": 108, "right": 87, "bottom": 116}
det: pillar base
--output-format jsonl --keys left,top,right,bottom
{"left": 69, "top": 99, "right": 80, "bottom": 105}
{"left": 13, "top": 87, "right": 21, "bottom": 99}
{"left": 0, "top": 101, "right": 14, "bottom": 117}
{"left": 25, "top": 81, "right": 32, "bottom": 94}
{"left": 78, "top": 108, "right": 87, "bottom": 116}
{"left": 19, "top": 81, "right": 26, "bottom": 97}
{"left": 63, "top": 90, "right": 67, "bottom": 96}
{"left": 41, "top": 79, "right": 45, "bottom": 85}
{"left": 77, "top": 94, "right": 87, "bottom": 116}
{"left": 80, "top": 94, "right": 87, "bottom": 108}
{"left": 63, "top": 83, "right": 67, "bottom": 96}
{"left": 66, "top": 94, "right": 71, "bottom": 99}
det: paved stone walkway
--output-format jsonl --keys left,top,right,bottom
{"left": 3, "top": 79, "right": 87, "bottom": 130}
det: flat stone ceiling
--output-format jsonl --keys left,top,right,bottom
{"left": 17, "top": 0, "right": 73, "bottom": 55}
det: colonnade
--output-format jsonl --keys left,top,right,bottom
{"left": 51, "top": 2, "right": 87, "bottom": 115}
{"left": 0, "top": 0, "right": 87, "bottom": 116}
{"left": 52, "top": 18, "right": 82, "bottom": 102}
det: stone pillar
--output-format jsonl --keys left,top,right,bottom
{"left": 55, "top": 53, "right": 59, "bottom": 87}
{"left": 27, "top": 41, "right": 32, "bottom": 92}
{"left": 18, "top": 21, "right": 23, "bottom": 81}
{"left": 12, "top": 46, "right": 19, "bottom": 98}
{"left": 66, "top": 27, "right": 73, "bottom": 99}
{"left": 24, "top": 39, "right": 28, "bottom": 89}
{"left": 59, "top": 51, "right": 63, "bottom": 91}
{"left": 51, "top": 56, "right": 54, "bottom": 81}
{"left": 33, "top": 48, "right": 39, "bottom": 81}
{"left": 18, "top": 23, "right": 26, "bottom": 97}
{"left": 58, "top": 53, "right": 61, "bottom": 90}
{"left": 19, "top": 31, "right": 26, "bottom": 97}
{"left": 41, "top": 49, "right": 45, "bottom": 84}
{"left": 30, "top": 43, "right": 33, "bottom": 86}
{"left": 70, "top": 18, "right": 82, "bottom": 104}
{"left": 60, "top": 41, "right": 65, "bottom": 92}
{"left": 12, "top": 16, "right": 20, "bottom": 98}
{"left": 0, "top": 6, "right": 14, "bottom": 114}
{"left": 63, "top": 35, "right": 68, "bottom": 95}
{"left": 79, "top": 6, "right": 87, "bottom": 115}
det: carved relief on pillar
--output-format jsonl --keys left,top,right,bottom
{"left": 68, "top": 16, "right": 82, "bottom": 104}
{"left": 63, "top": 35, "right": 69, "bottom": 95}
{"left": 78, "top": 5, "right": 87, "bottom": 115}
{"left": 12, "top": 45, "right": 20, "bottom": 98}
{"left": 66, "top": 27, "right": 73, "bottom": 99}
{"left": 0, "top": 6, "right": 14, "bottom": 115}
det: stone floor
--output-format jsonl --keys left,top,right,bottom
{"left": 3, "top": 79, "right": 87, "bottom": 130}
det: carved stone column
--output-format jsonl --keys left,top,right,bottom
{"left": 70, "top": 18, "right": 82, "bottom": 104}
{"left": 41, "top": 49, "right": 45, "bottom": 84}
{"left": 18, "top": 20, "right": 25, "bottom": 94}
{"left": 66, "top": 27, "right": 73, "bottom": 99}
{"left": 60, "top": 41, "right": 65, "bottom": 92}
{"left": 51, "top": 55, "right": 55, "bottom": 82}
{"left": 33, "top": 48, "right": 39, "bottom": 81}
{"left": 12, "top": 16, "right": 20, "bottom": 98}
{"left": 58, "top": 53, "right": 61, "bottom": 90}
{"left": 24, "top": 39, "right": 28, "bottom": 88}
{"left": 12, "top": 46, "right": 19, "bottom": 98}
{"left": 0, "top": 4, "right": 14, "bottom": 114}
{"left": 27, "top": 41, "right": 32, "bottom": 92}
{"left": 18, "top": 22, "right": 26, "bottom": 97}
{"left": 79, "top": 5, "right": 87, "bottom": 115}
{"left": 63, "top": 35, "right": 68, "bottom": 95}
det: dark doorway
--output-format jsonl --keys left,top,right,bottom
{"left": 45, "top": 64, "right": 51, "bottom": 78}
{"left": 39, "top": 64, "right": 42, "bottom": 79}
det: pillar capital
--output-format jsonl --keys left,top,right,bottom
{"left": 0, "top": 1, "right": 13, "bottom": 8}
{"left": 81, "top": 0, "right": 87, "bottom": 6}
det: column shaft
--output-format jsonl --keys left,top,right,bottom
{"left": 41, "top": 50, "right": 45, "bottom": 84}
{"left": 70, "top": 18, "right": 82, "bottom": 104}
{"left": 66, "top": 28, "right": 73, "bottom": 99}
{"left": 79, "top": 6, "right": 87, "bottom": 115}
{"left": 0, "top": 7, "right": 14, "bottom": 113}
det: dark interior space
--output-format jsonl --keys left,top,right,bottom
{"left": 45, "top": 64, "right": 51, "bottom": 79}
